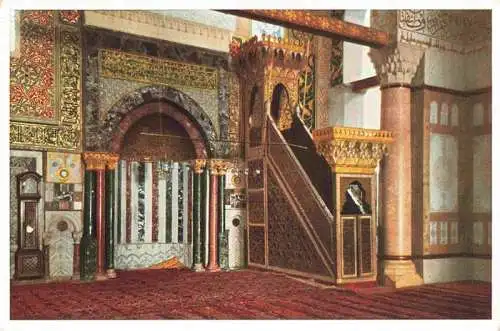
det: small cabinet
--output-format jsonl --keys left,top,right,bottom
{"left": 15, "top": 171, "right": 44, "bottom": 279}
{"left": 335, "top": 175, "right": 377, "bottom": 284}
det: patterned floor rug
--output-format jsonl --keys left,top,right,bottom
{"left": 10, "top": 269, "right": 491, "bottom": 320}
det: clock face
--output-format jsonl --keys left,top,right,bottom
{"left": 26, "top": 225, "right": 34, "bottom": 234}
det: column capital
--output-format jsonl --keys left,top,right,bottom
{"left": 42, "top": 232, "right": 52, "bottom": 246}
{"left": 190, "top": 159, "right": 207, "bottom": 174}
{"left": 83, "top": 152, "right": 119, "bottom": 170}
{"left": 369, "top": 43, "right": 425, "bottom": 87}
{"left": 207, "top": 159, "right": 232, "bottom": 176}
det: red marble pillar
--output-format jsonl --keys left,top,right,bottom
{"left": 380, "top": 87, "right": 413, "bottom": 258}
{"left": 95, "top": 169, "right": 107, "bottom": 281}
{"left": 370, "top": 44, "right": 425, "bottom": 288}
{"left": 206, "top": 172, "right": 220, "bottom": 272}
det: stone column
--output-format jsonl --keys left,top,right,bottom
{"left": 71, "top": 231, "right": 82, "bottom": 280}
{"left": 218, "top": 168, "right": 229, "bottom": 270}
{"left": 95, "top": 168, "right": 106, "bottom": 281}
{"left": 82, "top": 152, "right": 118, "bottom": 281}
{"left": 191, "top": 159, "right": 206, "bottom": 272}
{"left": 369, "top": 44, "right": 425, "bottom": 288}
{"left": 80, "top": 167, "right": 97, "bottom": 281}
{"left": 205, "top": 160, "right": 221, "bottom": 272}
{"left": 105, "top": 156, "right": 119, "bottom": 279}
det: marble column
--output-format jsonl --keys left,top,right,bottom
{"left": 191, "top": 159, "right": 206, "bottom": 272}
{"left": 106, "top": 157, "right": 119, "bottom": 279}
{"left": 95, "top": 168, "right": 106, "bottom": 281}
{"left": 80, "top": 168, "right": 97, "bottom": 281}
{"left": 206, "top": 168, "right": 220, "bottom": 272}
{"left": 218, "top": 170, "right": 229, "bottom": 270}
{"left": 82, "top": 152, "right": 118, "bottom": 282}
{"left": 370, "top": 44, "right": 425, "bottom": 288}
{"left": 71, "top": 231, "right": 82, "bottom": 280}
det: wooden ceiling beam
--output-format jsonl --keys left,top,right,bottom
{"left": 217, "top": 9, "right": 390, "bottom": 48}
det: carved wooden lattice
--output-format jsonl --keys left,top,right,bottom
{"left": 268, "top": 118, "right": 334, "bottom": 253}
{"left": 267, "top": 170, "right": 330, "bottom": 276}
{"left": 248, "top": 226, "right": 265, "bottom": 265}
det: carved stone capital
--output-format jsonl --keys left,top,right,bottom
{"left": 207, "top": 159, "right": 232, "bottom": 176}
{"left": 72, "top": 231, "right": 83, "bottom": 243}
{"left": 42, "top": 232, "right": 52, "bottom": 246}
{"left": 369, "top": 44, "right": 425, "bottom": 86}
{"left": 83, "top": 152, "right": 119, "bottom": 170}
{"left": 190, "top": 159, "right": 207, "bottom": 174}
{"left": 312, "top": 126, "right": 394, "bottom": 175}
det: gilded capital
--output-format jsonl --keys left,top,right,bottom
{"left": 83, "top": 152, "right": 119, "bottom": 171}
{"left": 312, "top": 126, "right": 394, "bottom": 175}
{"left": 207, "top": 159, "right": 232, "bottom": 176}
{"left": 368, "top": 44, "right": 425, "bottom": 86}
{"left": 191, "top": 159, "right": 207, "bottom": 174}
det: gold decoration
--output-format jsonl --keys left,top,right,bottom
{"left": 235, "top": 34, "right": 306, "bottom": 132}
{"left": 207, "top": 159, "right": 232, "bottom": 176}
{"left": 10, "top": 17, "right": 82, "bottom": 152}
{"left": 99, "top": 49, "right": 218, "bottom": 90}
{"left": 83, "top": 152, "right": 119, "bottom": 171}
{"left": 312, "top": 126, "right": 394, "bottom": 175}
{"left": 190, "top": 159, "right": 207, "bottom": 174}
{"left": 228, "top": 72, "right": 241, "bottom": 156}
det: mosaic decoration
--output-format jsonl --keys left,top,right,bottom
{"left": 298, "top": 40, "right": 315, "bottom": 130}
{"left": 10, "top": 11, "right": 82, "bottom": 151}
{"left": 227, "top": 72, "right": 241, "bottom": 156}
{"left": 267, "top": 170, "right": 331, "bottom": 276}
{"left": 46, "top": 152, "right": 81, "bottom": 183}
{"left": 59, "top": 11, "right": 80, "bottom": 25}
{"left": 86, "top": 84, "right": 218, "bottom": 156}
{"left": 99, "top": 49, "right": 218, "bottom": 90}
{"left": 44, "top": 183, "right": 83, "bottom": 211}
{"left": 10, "top": 11, "right": 56, "bottom": 122}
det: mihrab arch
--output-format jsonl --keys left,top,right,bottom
{"left": 101, "top": 85, "right": 218, "bottom": 157}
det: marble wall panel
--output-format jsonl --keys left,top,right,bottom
{"left": 472, "top": 134, "right": 491, "bottom": 213}
{"left": 429, "top": 133, "right": 458, "bottom": 212}
{"left": 115, "top": 243, "right": 192, "bottom": 269}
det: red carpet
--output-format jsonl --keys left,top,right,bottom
{"left": 10, "top": 269, "right": 491, "bottom": 320}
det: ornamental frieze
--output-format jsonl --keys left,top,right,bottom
{"left": 99, "top": 49, "right": 219, "bottom": 90}
{"left": 312, "top": 126, "right": 394, "bottom": 175}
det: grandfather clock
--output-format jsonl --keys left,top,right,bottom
{"left": 15, "top": 171, "right": 44, "bottom": 279}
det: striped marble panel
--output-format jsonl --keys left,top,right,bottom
{"left": 145, "top": 162, "right": 153, "bottom": 243}
{"left": 171, "top": 162, "right": 179, "bottom": 244}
